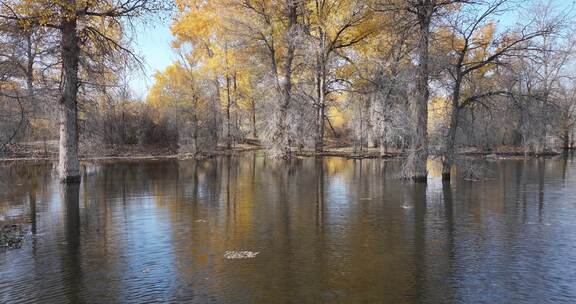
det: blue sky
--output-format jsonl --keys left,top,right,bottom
{"left": 129, "top": 19, "right": 175, "bottom": 99}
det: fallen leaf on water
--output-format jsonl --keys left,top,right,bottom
{"left": 224, "top": 250, "right": 259, "bottom": 259}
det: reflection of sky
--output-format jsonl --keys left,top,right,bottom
{"left": 326, "top": 176, "right": 349, "bottom": 207}
{"left": 446, "top": 160, "right": 576, "bottom": 303}
{"left": 115, "top": 196, "right": 178, "bottom": 302}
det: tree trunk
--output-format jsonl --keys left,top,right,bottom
{"left": 233, "top": 73, "right": 238, "bottom": 147}
{"left": 251, "top": 99, "right": 257, "bottom": 138}
{"left": 58, "top": 6, "right": 81, "bottom": 183}
{"left": 315, "top": 31, "right": 326, "bottom": 153}
{"left": 442, "top": 107, "right": 458, "bottom": 180}
{"left": 210, "top": 76, "right": 220, "bottom": 148}
{"left": 407, "top": 5, "right": 432, "bottom": 182}
{"left": 25, "top": 32, "right": 34, "bottom": 102}
{"left": 272, "top": 0, "right": 297, "bottom": 157}
{"left": 563, "top": 127, "right": 571, "bottom": 150}
{"left": 192, "top": 99, "right": 199, "bottom": 154}
{"left": 20, "top": 32, "right": 35, "bottom": 138}
{"left": 226, "top": 75, "right": 232, "bottom": 149}
{"left": 315, "top": 70, "right": 326, "bottom": 152}
{"left": 205, "top": 44, "right": 220, "bottom": 149}
{"left": 224, "top": 43, "right": 233, "bottom": 150}
{"left": 275, "top": 104, "right": 290, "bottom": 156}
{"left": 367, "top": 131, "right": 375, "bottom": 149}
{"left": 442, "top": 78, "right": 461, "bottom": 181}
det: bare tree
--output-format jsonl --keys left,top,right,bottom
{"left": 436, "top": 0, "right": 557, "bottom": 180}
{"left": 0, "top": 0, "right": 166, "bottom": 182}
{"left": 376, "top": 0, "right": 473, "bottom": 181}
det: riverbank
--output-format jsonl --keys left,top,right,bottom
{"left": 0, "top": 141, "right": 264, "bottom": 163}
{"left": 0, "top": 140, "right": 568, "bottom": 163}
{"left": 295, "top": 146, "right": 566, "bottom": 160}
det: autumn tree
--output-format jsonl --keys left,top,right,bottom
{"left": 435, "top": 0, "right": 556, "bottom": 180}
{"left": 302, "top": 0, "right": 375, "bottom": 151}
{"left": 145, "top": 0, "right": 575, "bottom": 165}
{"left": 374, "top": 0, "right": 474, "bottom": 181}
{"left": 0, "top": 0, "right": 165, "bottom": 182}
{"left": 348, "top": 11, "right": 414, "bottom": 155}
{"left": 147, "top": 58, "right": 222, "bottom": 153}
{"left": 222, "top": 0, "right": 308, "bottom": 156}
{"left": 171, "top": 0, "right": 229, "bottom": 148}
{"left": 0, "top": 17, "right": 58, "bottom": 148}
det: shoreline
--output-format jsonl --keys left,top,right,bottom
{"left": 0, "top": 145, "right": 570, "bottom": 164}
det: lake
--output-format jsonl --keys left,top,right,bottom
{"left": 1, "top": 153, "right": 576, "bottom": 303}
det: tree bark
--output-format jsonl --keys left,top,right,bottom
{"left": 442, "top": 79, "right": 461, "bottom": 180}
{"left": 224, "top": 44, "right": 233, "bottom": 150}
{"left": 315, "top": 30, "right": 326, "bottom": 152}
{"left": 58, "top": 4, "right": 81, "bottom": 183}
{"left": 272, "top": 0, "right": 297, "bottom": 157}
{"left": 407, "top": 3, "right": 432, "bottom": 182}
{"left": 25, "top": 32, "right": 34, "bottom": 101}
{"left": 209, "top": 76, "right": 220, "bottom": 148}
{"left": 233, "top": 73, "right": 238, "bottom": 147}
{"left": 563, "top": 127, "right": 571, "bottom": 150}
{"left": 226, "top": 74, "right": 232, "bottom": 149}
{"left": 204, "top": 45, "right": 220, "bottom": 149}
{"left": 191, "top": 94, "right": 199, "bottom": 154}
{"left": 251, "top": 99, "right": 257, "bottom": 138}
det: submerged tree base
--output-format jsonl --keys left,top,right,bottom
{"left": 412, "top": 175, "right": 428, "bottom": 183}
{"left": 60, "top": 175, "right": 81, "bottom": 183}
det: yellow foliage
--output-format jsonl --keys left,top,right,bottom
{"left": 428, "top": 96, "right": 449, "bottom": 130}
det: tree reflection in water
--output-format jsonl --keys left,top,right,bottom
{"left": 1, "top": 153, "right": 576, "bottom": 303}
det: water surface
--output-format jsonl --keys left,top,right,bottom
{"left": 1, "top": 153, "right": 576, "bottom": 303}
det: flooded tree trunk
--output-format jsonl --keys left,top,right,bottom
{"left": 251, "top": 99, "right": 257, "bottom": 138}
{"left": 272, "top": 0, "right": 297, "bottom": 158}
{"left": 366, "top": 95, "right": 375, "bottom": 149}
{"left": 406, "top": 4, "right": 432, "bottom": 182}
{"left": 563, "top": 127, "right": 571, "bottom": 150}
{"left": 274, "top": 103, "right": 290, "bottom": 157}
{"left": 443, "top": 107, "right": 459, "bottom": 180}
{"left": 280, "top": 5, "right": 296, "bottom": 154}
{"left": 442, "top": 77, "right": 462, "bottom": 181}
{"left": 315, "top": 31, "right": 326, "bottom": 153}
{"left": 58, "top": 7, "right": 81, "bottom": 183}
{"left": 363, "top": 98, "right": 372, "bottom": 150}
{"left": 315, "top": 71, "right": 326, "bottom": 152}
{"left": 226, "top": 74, "right": 232, "bottom": 149}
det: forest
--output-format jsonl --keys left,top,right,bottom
{"left": 0, "top": 0, "right": 575, "bottom": 182}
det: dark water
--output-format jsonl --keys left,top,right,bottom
{"left": 1, "top": 153, "right": 576, "bottom": 303}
